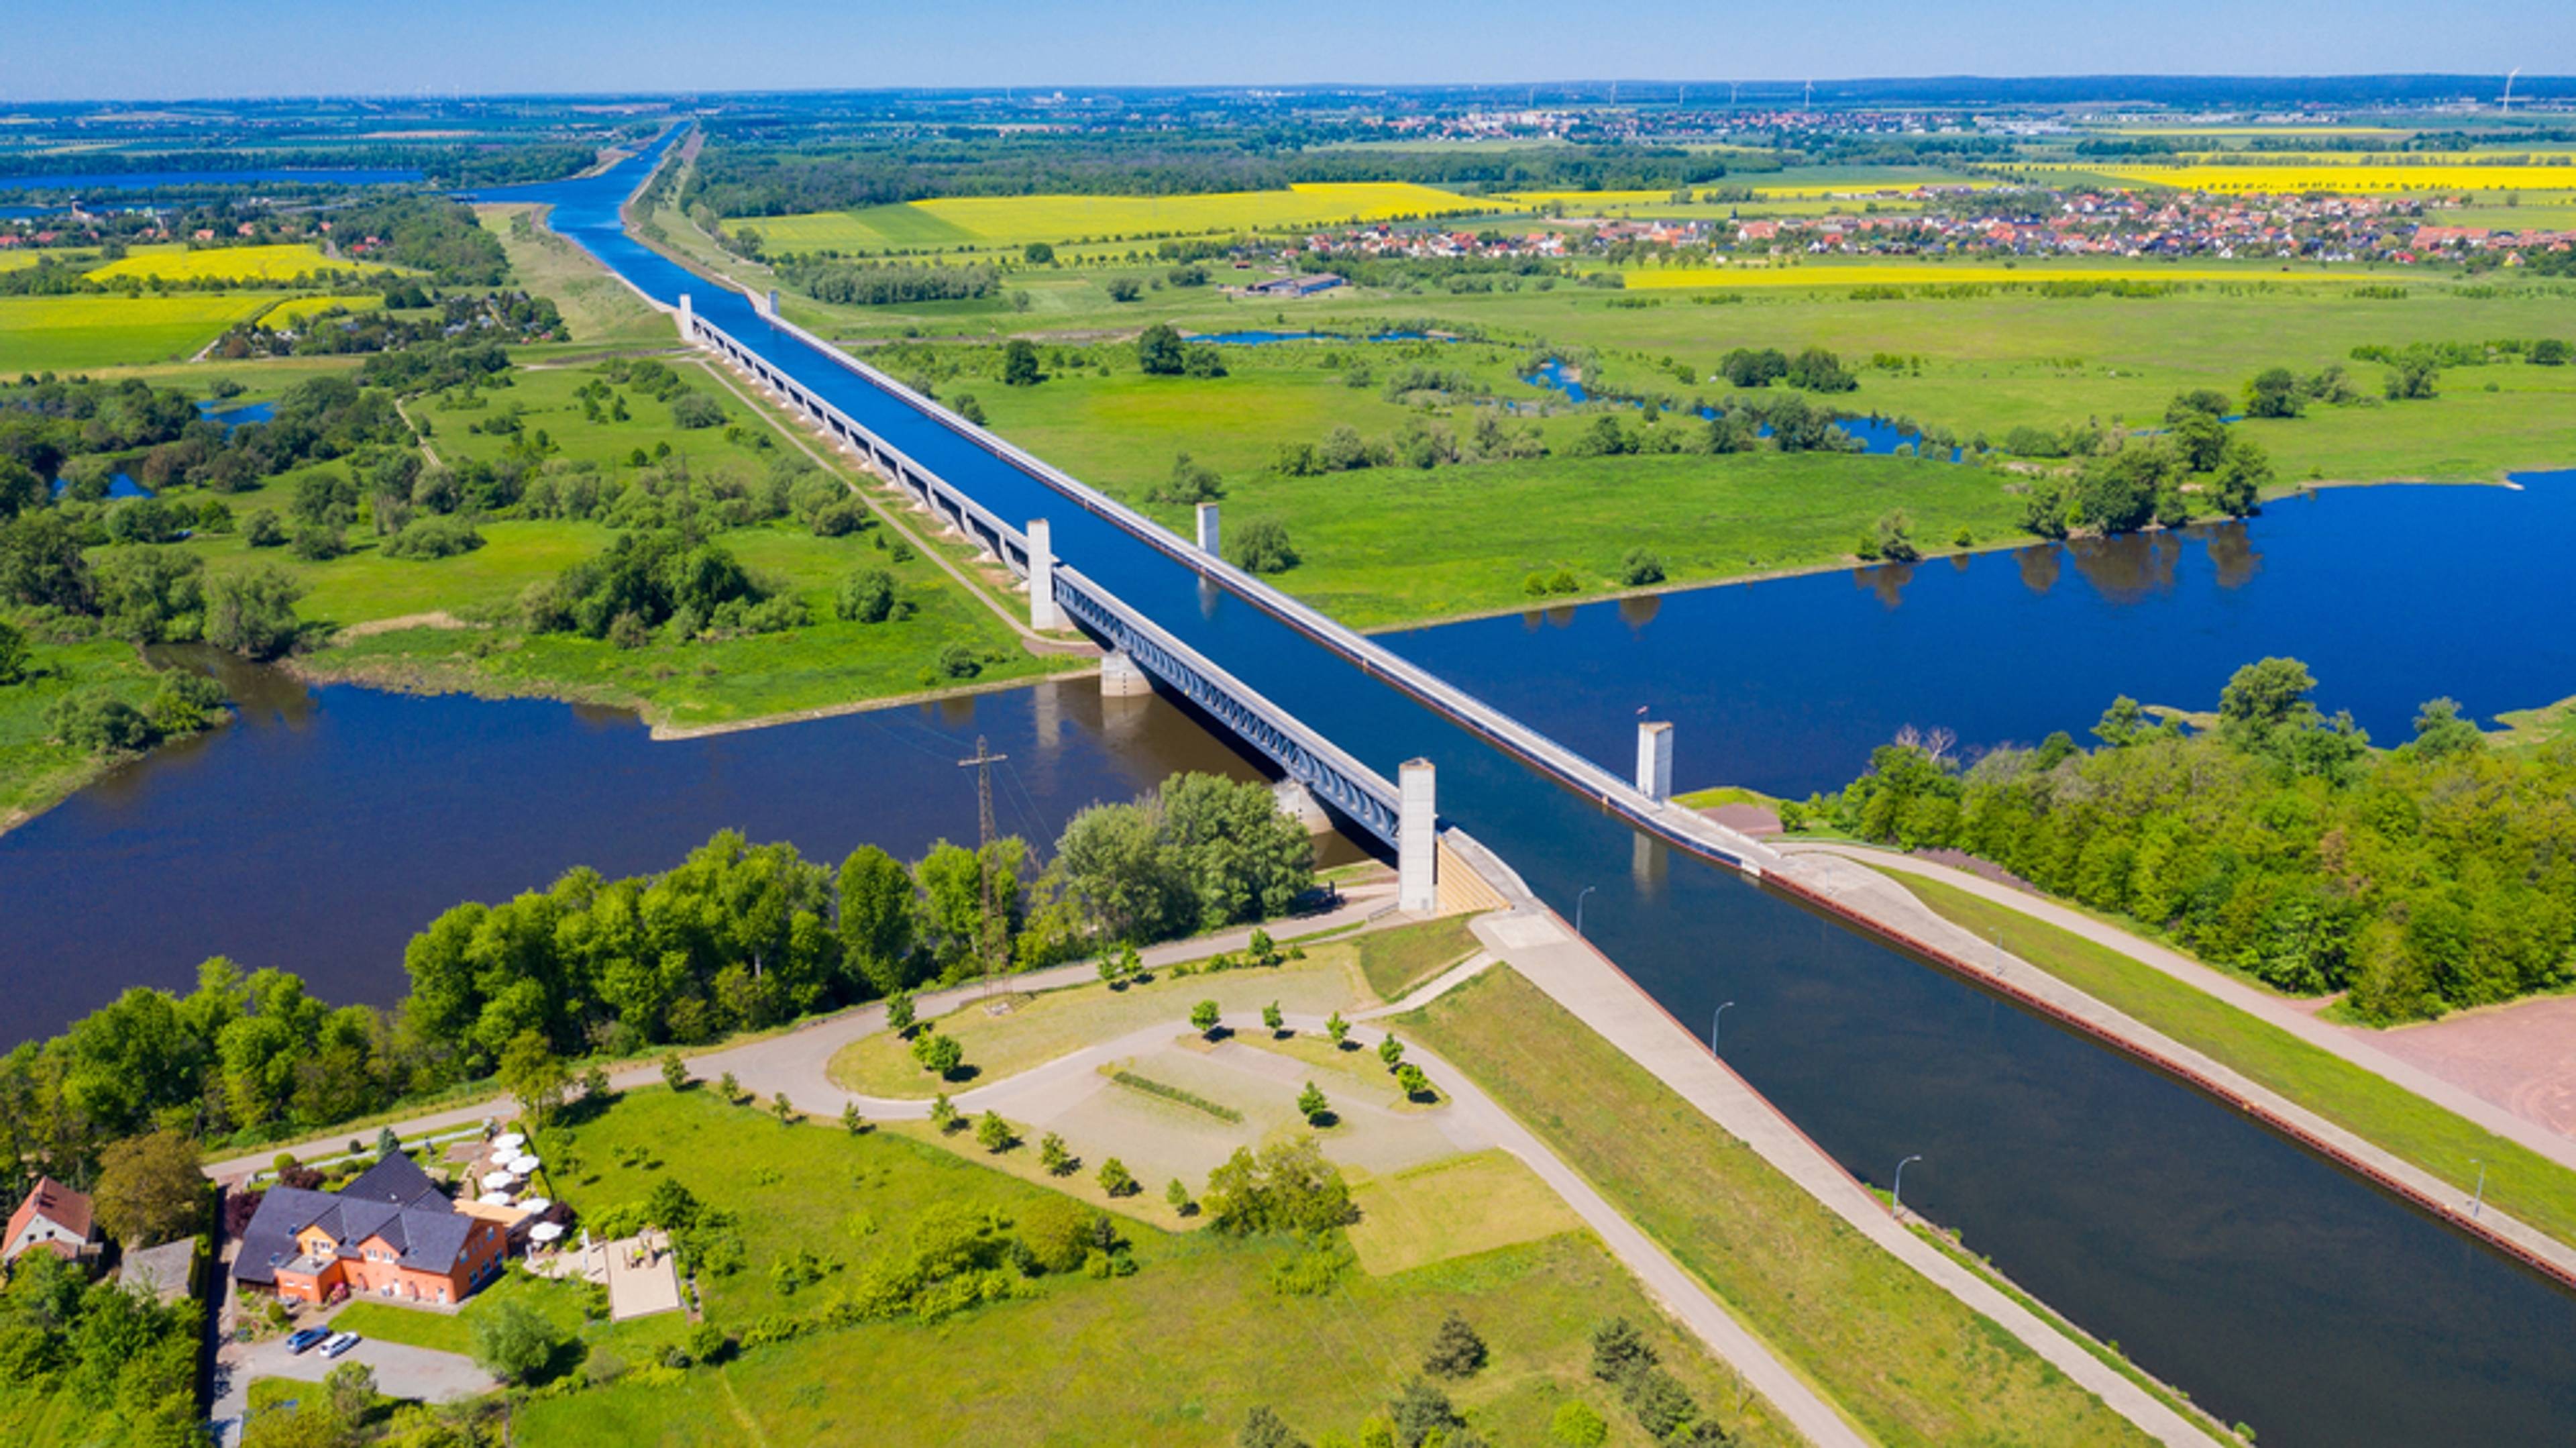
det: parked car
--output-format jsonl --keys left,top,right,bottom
{"left": 284, "top": 1327, "right": 331, "bottom": 1355}
{"left": 321, "top": 1331, "right": 360, "bottom": 1358}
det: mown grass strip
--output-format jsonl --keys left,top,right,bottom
{"left": 1882, "top": 868, "right": 2576, "bottom": 1253}
{"left": 1109, "top": 1070, "right": 1243, "bottom": 1123}
{"left": 1403, "top": 966, "right": 2157, "bottom": 1448}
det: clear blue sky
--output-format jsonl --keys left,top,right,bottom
{"left": 7, "top": 0, "right": 2570, "bottom": 102}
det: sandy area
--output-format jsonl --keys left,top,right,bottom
{"left": 2353, "top": 995, "right": 2576, "bottom": 1141}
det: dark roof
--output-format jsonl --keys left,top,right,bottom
{"left": 231, "top": 1157, "right": 477, "bottom": 1287}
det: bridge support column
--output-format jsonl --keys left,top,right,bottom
{"left": 1195, "top": 502, "right": 1220, "bottom": 556}
{"left": 1026, "top": 519, "right": 1059, "bottom": 631}
{"left": 1398, "top": 759, "right": 1437, "bottom": 914}
{"left": 1635, "top": 720, "right": 1673, "bottom": 801}
{"left": 1099, "top": 650, "right": 1153, "bottom": 698}
{"left": 1273, "top": 780, "right": 1330, "bottom": 834}
{"left": 676, "top": 293, "right": 693, "bottom": 342}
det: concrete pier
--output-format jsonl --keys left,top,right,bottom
{"left": 1635, "top": 721, "right": 1673, "bottom": 801}
{"left": 1099, "top": 649, "right": 1154, "bottom": 698}
{"left": 1195, "top": 502, "right": 1220, "bottom": 556}
{"left": 1398, "top": 759, "right": 1438, "bottom": 913}
{"left": 1026, "top": 519, "right": 1059, "bottom": 631}
{"left": 1273, "top": 780, "right": 1332, "bottom": 833}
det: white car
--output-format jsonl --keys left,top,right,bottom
{"left": 320, "top": 1331, "right": 361, "bottom": 1359}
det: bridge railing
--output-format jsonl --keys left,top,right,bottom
{"left": 686, "top": 309, "right": 1405, "bottom": 847}
{"left": 731, "top": 291, "right": 1776, "bottom": 877}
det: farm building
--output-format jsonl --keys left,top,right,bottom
{"left": 1244, "top": 272, "right": 1344, "bottom": 298}
{"left": 233, "top": 1152, "right": 506, "bottom": 1308}
{"left": 4, "top": 1176, "right": 98, "bottom": 1264}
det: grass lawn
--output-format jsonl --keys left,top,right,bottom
{"left": 1403, "top": 966, "right": 2157, "bottom": 1448}
{"left": 1346, "top": 1149, "right": 1581, "bottom": 1276}
{"left": 528, "top": 1090, "right": 1799, "bottom": 1448}
{"left": 0, "top": 292, "right": 273, "bottom": 370}
{"left": 1355, "top": 914, "right": 1483, "bottom": 1000}
{"left": 333, "top": 1270, "right": 595, "bottom": 1358}
{"left": 258, "top": 294, "right": 383, "bottom": 331}
{"left": 827, "top": 941, "right": 1372, "bottom": 1098}
{"left": 0, "top": 630, "right": 192, "bottom": 826}
{"left": 1880, "top": 868, "right": 2576, "bottom": 1253}
{"left": 480, "top": 203, "right": 674, "bottom": 349}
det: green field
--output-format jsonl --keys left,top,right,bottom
{"left": 743, "top": 182, "right": 1495, "bottom": 255}
{"left": 1879, "top": 869, "right": 2576, "bottom": 1253}
{"left": 1404, "top": 966, "right": 2157, "bottom": 1448}
{"left": 0, "top": 632, "right": 186, "bottom": 827}
{"left": 257, "top": 293, "right": 384, "bottom": 331}
{"left": 332, "top": 1270, "right": 593, "bottom": 1358}
{"left": 0, "top": 292, "right": 271, "bottom": 370}
{"left": 479, "top": 203, "right": 674, "bottom": 348}
{"left": 512, "top": 1084, "right": 1797, "bottom": 1447}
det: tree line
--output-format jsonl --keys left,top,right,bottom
{"left": 1804, "top": 658, "right": 2576, "bottom": 1021}
{"left": 0, "top": 771, "right": 1313, "bottom": 1200}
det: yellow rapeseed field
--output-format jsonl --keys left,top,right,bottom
{"left": 1618, "top": 262, "right": 2387, "bottom": 290}
{"left": 747, "top": 183, "right": 1493, "bottom": 254}
{"left": 85, "top": 243, "right": 393, "bottom": 285}
{"left": 258, "top": 293, "right": 384, "bottom": 330}
{"left": 0, "top": 293, "right": 272, "bottom": 370}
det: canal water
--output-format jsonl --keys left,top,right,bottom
{"left": 5, "top": 130, "right": 2569, "bottom": 1443}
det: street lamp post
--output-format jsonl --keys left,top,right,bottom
{"left": 1574, "top": 885, "right": 1597, "bottom": 937}
{"left": 1893, "top": 1153, "right": 1924, "bottom": 1217}
{"left": 2471, "top": 1159, "right": 2487, "bottom": 1220}
{"left": 1711, "top": 1001, "right": 1735, "bottom": 1055}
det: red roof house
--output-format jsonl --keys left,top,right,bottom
{"left": 5, "top": 1176, "right": 98, "bottom": 1264}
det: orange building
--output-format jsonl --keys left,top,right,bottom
{"left": 233, "top": 1153, "right": 505, "bottom": 1308}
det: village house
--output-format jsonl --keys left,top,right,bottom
{"left": 232, "top": 1153, "right": 506, "bottom": 1308}
{"left": 4, "top": 1176, "right": 99, "bottom": 1264}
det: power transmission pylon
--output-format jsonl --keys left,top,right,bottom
{"left": 958, "top": 736, "right": 1010, "bottom": 986}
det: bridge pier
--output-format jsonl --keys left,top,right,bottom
{"left": 1099, "top": 649, "right": 1153, "bottom": 698}
{"left": 1273, "top": 780, "right": 1332, "bottom": 834}
{"left": 1399, "top": 759, "right": 1438, "bottom": 913}
{"left": 1635, "top": 720, "right": 1673, "bottom": 801}
{"left": 1026, "top": 519, "right": 1059, "bottom": 631}
{"left": 1195, "top": 502, "right": 1220, "bottom": 556}
{"left": 677, "top": 292, "right": 693, "bottom": 340}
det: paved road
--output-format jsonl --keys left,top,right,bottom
{"left": 1776, "top": 843, "right": 2576, "bottom": 1283}
{"left": 211, "top": 1313, "right": 494, "bottom": 1446}
{"left": 1464, "top": 887, "right": 2224, "bottom": 1448}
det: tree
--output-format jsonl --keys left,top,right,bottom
{"left": 204, "top": 563, "right": 305, "bottom": 660}
{"left": 670, "top": 392, "right": 724, "bottom": 428}
{"left": 930, "top": 1092, "right": 959, "bottom": 1132}
{"left": 1395, "top": 1064, "right": 1432, "bottom": 1100}
{"left": 1327, "top": 1013, "right": 1350, "bottom": 1047}
{"left": 2244, "top": 367, "right": 2304, "bottom": 418}
{"left": 835, "top": 568, "right": 897, "bottom": 623}
{"left": 912, "top": 1029, "right": 963, "bottom": 1078}
{"left": 92, "top": 1129, "right": 202, "bottom": 1245}
{"left": 837, "top": 845, "right": 918, "bottom": 996}
{"left": 661, "top": 1052, "right": 690, "bottom": 1091}
{"left": 2168, "top": 409, "right": 2228, "bottom": 473}
{"left": 1098, "top": 1157, "right": 1136, "bottom": 1196}
{"left": 470, "top": 1296, "right": 564, "bottom": 1384}
{"left": 841, "top": 1100, "right": 868, "bottom": 1135}
{"left": 1873, "top": 509, "right": 1919, "bottom": 562}
{"left": 883, "top": 991, "right": 917, "bottom": 1037}
{"left": 2210, "top": 435, "right": 2271, "bottom": 518}
{"left": 497, "top": 1029, "right": 568, "bottom": 1126}
{"left": 2218, "top": 657, "right": 2319, "bottom": 745}
{"left": 1166, "top": 1177, "right": 1193, "bottom": 1215}
{"left": 2019, "top": 479, "right": 2069, "bottom": 539}
{"left": 1136, "top": 323, "right": 1186, "bottom": 376}
{"left": 2166, "top": 389, "right": 2230, "bottom": 423}
{"left": 1202, "top": 1137, "right": 1354, "bottom": 1235}
{"left": 1190, "top": 1000, "right": 1222, "bottom": 1038}
{"left": 1002, "top": 339, "right": 1042, "bottom": 387}
{"left": 0, "top": 618, "right": 25, "bottom": 686}
{"left": 1591, "top": 1317, "right": 1658, "bottom": 1382}
{"left": 1023, "top": 242, "right": 1056, "bottom": 264}
{"left": 2410, "top": 697, "right": 2486, "bottom": 760}
{"left": 975, "top": 1110, "right": 1015, "bottom": 1152}
{"left": 1550, "top": 1400, "right": 1609, "bottom": 1447}
{"left": 1378, "top": 1034, "right": 1405, "bottom": 1069}
{"left": 376, "top": 1125, "right": 402, "bottom": 1157}
{"left": 1038, "top": 1131, "right": 1074, "bottom": 1175}
{"left": 1784, "top": 346, "right": 1857, "bottom": 393}
{"left": 1619, "top": 548, "right": 1665, "bottom": 586}
{"left": 1239, "top": 1405, "right": 1309, "bottom": 1448}
{"left": 770, "top": 1090, "right": 798, "bottom": 1125}
{"left": 324, "top": 1360, "right": 378, "bottom": 1431}
{"left": 1389, "top": 1378, "right": 1465, "bottom": 1447}
{"left": 2530, "top": 337, "right": 2571, "bottom": 366}
{"left": 718, "top": 1070, "right": 743, "bottom": 1103}
{"left": 1424, "top": 1309, "right": 1489, "bottom": 1378}
{"left": 1227, "top": 518, "right": 1299, "bottom": 575}
{"left": 1262, "top": 1001, "right": 1285, "bottom": 1036}
{"left": 1297, "top": 1081, "right": 1330, "bottom": 1124}
{"left": 1106, "top": 277, "right": 1143, "bottom": 303}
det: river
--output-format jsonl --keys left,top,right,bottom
{"left": 5, "top": 130, "right": 2570, "bottom": 1443}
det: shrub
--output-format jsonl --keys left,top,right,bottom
{"left": 1228, "top": 519, "right": 1298, "bottom": 574}
{"left": 382, "top": 514, "right": 484, "bottom": 560}
{"left": 835, "top": 567, "right": 898, "bottom": 623}
{"left": 1423, "top": 1309, "right": 1489, "bottom": 1378}
{"left": 1203, "top": 1137, "right": 1354, "bottom": 1236}
{"left": 670, "top": 392, "right": 724, "bottom": 428}
{"left": 1618, "top": 548, "right": 1664, "bottom": 586}
{"left": 242, "top": 509, "right": 287, "bottom": 548}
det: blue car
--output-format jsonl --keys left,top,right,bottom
{"left": 284, "top": 1327, "right": 330, "bottom": 1355}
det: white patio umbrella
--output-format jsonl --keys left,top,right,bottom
{"left": 506, "top": 1155, "right": 541, "bottom": 1176}
{"left": 492, "top": 1133, "right": 526, "bottom": 1152}
{"left": 480, "top": 1170, "right": 517, "bottom": 1191}
{"left": 477, "top": 1190, "right": 514, "bottom": 1206}
{"left": 529, "top": 1222, "right": 564, "bottom": 1243}
{"left": 516, "top": 1197, "right": 551, "bottom": 1215}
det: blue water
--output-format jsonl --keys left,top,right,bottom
{"left": 50, "top": 472, "right": 150, "bottom": 501}
{"left": 477, "top": 134, "right": 2576, "bottom": 1444}
{"left": 197, "top": 399, "right": 274, "bottom": 432}
{"left": 0, "top": 167, "right": 423, "bottom": 194}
